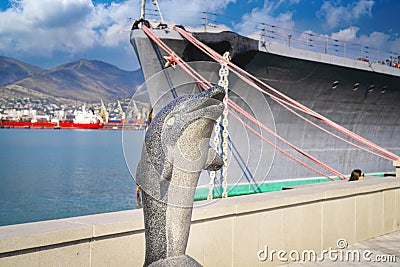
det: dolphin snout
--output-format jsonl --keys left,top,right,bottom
{"left": 210, "top": 90, "right": 225, "bottom": 102}
{"left": 195, "top": 96, "right": 224, "bottom": 121}
{"left": 199, "top": 85, "right": 225, "bottom": 102}
{"left": 181, "top": 86, "right": 225, "bottom": 118}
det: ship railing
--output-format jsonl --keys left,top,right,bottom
{"left": 259, "top": 23, "right": 399, "bottom": 67}
{"left": 141, "top": 8, "right": 399, "bottom": 67}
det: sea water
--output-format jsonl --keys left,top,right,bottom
{"left": 0, "top": 128, "right": 144, "bottom": 226}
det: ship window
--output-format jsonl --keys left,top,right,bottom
{"left": 368, "top": 85, "right": 375, "bottom": 92}
{"left": 381, "top": 86, "right": 388, "bottom": 94}
{"left": 332, "top": 80, "right": 339, "bottom": 89}
{"left": 353, "top": 83, "right": 360, "bottom": 91}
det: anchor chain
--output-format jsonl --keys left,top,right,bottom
{"left": 208, "top": 51, "right": 230, "bottom": 200}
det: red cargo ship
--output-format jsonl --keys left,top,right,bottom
{"left": 0, "top": 106, "right": 104, "bottom": 129}
{"left": 0, "top": 120, "right": 104, "bottom": 129}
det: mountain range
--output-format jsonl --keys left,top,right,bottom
{"left": 0, "top": 56, "right": 144, "bottom": 104}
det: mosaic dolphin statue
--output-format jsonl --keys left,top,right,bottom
{"left": 136, "top": 85, "right": 225, "bottom": 267}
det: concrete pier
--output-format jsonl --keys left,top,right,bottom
{"left": 394, "top": 159, "right": 400, "bottom": 178}
{"left": 0, "top": 176, "right": 399, "bottom": 266}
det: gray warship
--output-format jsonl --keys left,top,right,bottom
{"left": 127, "top": 2, "right": 400, "bottom": 188}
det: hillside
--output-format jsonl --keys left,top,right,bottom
{"left": 0, "top": 56, "right": 43, "bottom": 87}
{"left": 0, "top": 57, "right": 144, "bottom": 103}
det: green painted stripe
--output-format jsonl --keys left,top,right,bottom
{"left": 194, "top": 173, "right": 384, "bottom": 201}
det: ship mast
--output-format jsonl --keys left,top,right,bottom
{"left": 140, "top": 0, "right": 165, "bottom": 24}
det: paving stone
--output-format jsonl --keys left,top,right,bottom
{"left": 279, "top": 231, "right": 400, "bottom": 266}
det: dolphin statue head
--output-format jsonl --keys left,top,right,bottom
{"left": 136, "top": 85, "right": 225, "bottom": 266}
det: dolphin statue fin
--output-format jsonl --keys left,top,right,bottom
{"left": 159, "top": 160, "right": 173, "bottom": 199}
{"left": 205, "top": 148, "right": 223, "bottom": 171}
{"left": 161, "top": 160, "right": 173, "bottom": 181}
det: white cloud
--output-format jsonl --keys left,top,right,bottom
{"left": 0, "top": 0, "right": 236, "bottom": 68}
{"left": 352, "top": 0, "right": 374, "bottom": 18}
{"left": 317, "top": 0, "right": 374, "bottom": 29}
{"left": 357, "top": 31, "right": 392, "bottom": 53}
{"left": 157, "top": 0, "right": 235, "bottom": 25}
{"left": 1, "top": 0, "right": 397, "bottom": 69}
{"left": 21, "top": 0, "right": 93, "bottom": 28}
{"left": 234, "top": 0, "right": 296, "bottom": 37}
{"left": 0, "top": 0, "right": 140, "bottom": 60}
{"left": 330, "top": 26, "right": 360, "bottom": 42}
{"left": 275, "top": 0, "right": 301, "bottom": 8}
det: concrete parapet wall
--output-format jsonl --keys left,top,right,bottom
{"left": 1, "top": 176, "right": 399, "bottom": 266}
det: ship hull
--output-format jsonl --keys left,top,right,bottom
{"left": 130, "top": 27, "right": 400, "bottom": 182}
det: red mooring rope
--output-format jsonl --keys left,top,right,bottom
{"left": 173, "top": 26, "right": 399, "bottom": 161}
{"left": 141, "top": 25, "right": 211, "bottom": 90}
{"left": 140, "top": 24, "right": 396, "bottom": 180}
{"left": 141, "top": 24, "right": 348, "bottom": 180}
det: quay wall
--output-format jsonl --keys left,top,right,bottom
{"left": 0, "top": 176, "right": 399, "bottom": 266}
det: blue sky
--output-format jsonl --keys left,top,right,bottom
{"left": 0, "top": 0, "right": 399, "bottom": 70}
